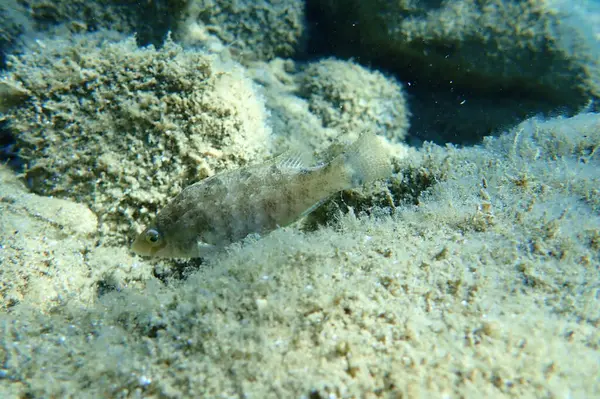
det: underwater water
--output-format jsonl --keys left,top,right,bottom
{"left": 0, "top": 1, "right": 599, "bottom": 398}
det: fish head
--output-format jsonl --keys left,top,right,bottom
{"left": 131, "top": 181, "right": 221, "bottom": 258}
{"left": 131, "top": 224, "right": 170, "bottom": 257}
{"left": 132, "top": 223, "right": 217, "bottom": 258}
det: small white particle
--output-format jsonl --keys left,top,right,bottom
{"left": 138, "top": 375, "right": 151, "bottom": 387}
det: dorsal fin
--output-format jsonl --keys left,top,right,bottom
{"left": 277, "top": 153, "right": 305, "bottom": 169}
{"left": 268, "top": 148, "right": 312, "bottom": 170}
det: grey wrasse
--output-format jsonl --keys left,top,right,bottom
{"left": 131, "top": 132, "right": 391, "bottom": 258}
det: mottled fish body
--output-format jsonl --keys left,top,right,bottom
{"left": 132, "top": 132, "right": 391, "bottom": 258}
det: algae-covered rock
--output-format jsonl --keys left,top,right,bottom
{"left": 310, "top": 0, "right": 600, "bottom": 143}
{"left": 0, "top": 164, "right": 156, "bottom": 312}
{"left": 1, "top": 32, "right": 272, "bottom": 244}
{"left": 0, "top": 0, "right": 33, "bottom": 68}
{"left": 2, "top": 0, "right": 305, "bottom": 63}
{"left": 0, "top": 81, "right": 30, "bottom": 113}
{"left": 176, "top": 0, "right": 305, "bottom": 61}
{"left": 0, "top": 165, "right": 98, "bottom": 311}
{"left": 18, "top": 0, "right": 137, "bottom": 32}
{"left": 298, "top": 58, "right": 410, "bottom": 143}
{"left": 248, "top": 58, "right": 339, "bottom": 155}
{"left": 248, "top": 58, "right": 410, "bottom": 158}
{"left": 14, "top": 0, "right": 174, "bottom": 46}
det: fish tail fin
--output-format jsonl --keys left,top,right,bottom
{"left": 328, "top": 131, "right": 392, "bottom": 190}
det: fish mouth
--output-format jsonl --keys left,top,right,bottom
{"left": 131, "top": 236, "right": 170, "bottom": 257}
{"left": 131, "top": 237, "right": 152, "bottom": 256}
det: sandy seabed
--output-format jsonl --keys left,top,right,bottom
{"left": 1, "top": 112, "right": 599, "bottom": 398}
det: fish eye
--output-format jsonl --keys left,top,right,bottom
{"left": 145, "top": 229, "right": 161, "bottom": 245}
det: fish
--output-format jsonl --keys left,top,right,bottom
{"left": 131, "top": 131, "right": 391, "bottom": 258}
